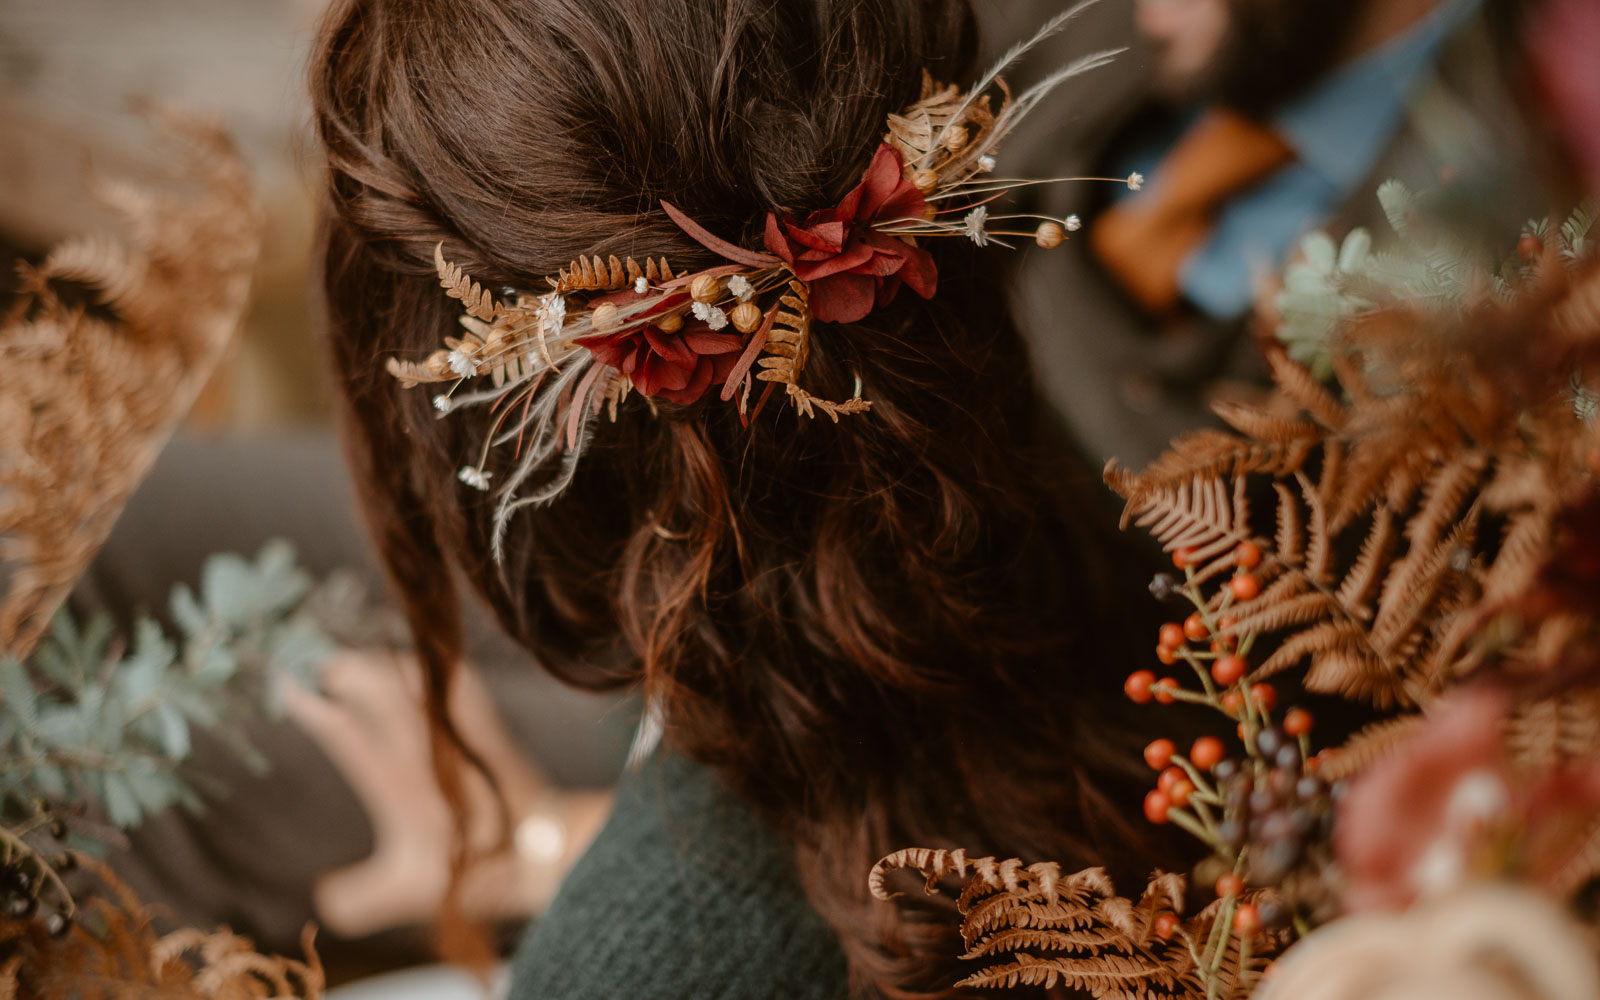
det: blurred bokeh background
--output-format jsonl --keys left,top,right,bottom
{"left": 1, "top": 0, "right": 331, "bottom": 429}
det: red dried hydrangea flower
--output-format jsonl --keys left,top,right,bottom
{"left": 762, "top": 144, "right": 937, "bottom": 324}
{"left": 582, "top": 310, "right": 743, "bottom": 405}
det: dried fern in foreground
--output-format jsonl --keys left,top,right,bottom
{"left": 0, "top": 113, "right": 263, "bottom": 661}
{"left": 0, "top": 856, "right": 322, "bottom": 999}
{"left": 870, "top": 850, "right": 1283, "bottom": 998}
{"left": 1107, "top": 247, "right": 1600, "bottom": 717}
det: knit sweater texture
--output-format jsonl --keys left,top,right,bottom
{"left": 508, "top": 752, "right": 850, "bottom": 999}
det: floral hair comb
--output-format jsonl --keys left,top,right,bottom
{"left": 385, "top": 3, "right": 1136, "bottom": 552}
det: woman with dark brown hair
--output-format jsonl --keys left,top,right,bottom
{"left": 310, "top": 0, "right": 1151, "bottom": 996}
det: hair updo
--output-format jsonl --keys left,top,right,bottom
{"left": 312, "top": 1, "right": 1150, "bottom": 994}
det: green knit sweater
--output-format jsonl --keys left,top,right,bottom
{"left": 509, "top": 752, "right": 850, "bottom": 999}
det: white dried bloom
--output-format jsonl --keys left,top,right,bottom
{"left": 691, "top": 300, "right": 730, "bottom": 330}
{"left": 977, "top": 155, "right": 996, "bottom": 173}
{"left": 458, "top": 466, "right": 492, "bottom": 491}
{"left": 727, "top": 274, "right": 754, "bottom": 301}
{"left": 447, "top": 350, "right": 477, "bottom": 378}
{"left": 543, "top": 294, "right": 567, "bottom": 335}
{"left": 1065, "top": 214, "right": 1082, "bottom": 232}
{"left": 963, "top": 206, "right": 990, "bottom": 247}
{"left": 432, "top": 394, "right": 453, "bottom": 413}
{"left": 633, "top": 276, "right": 648, "bottom": 294}
{"left": 1127, "top": 172, "right": 1144, "bottom": 191}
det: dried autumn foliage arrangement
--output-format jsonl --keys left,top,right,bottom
{"left": 2, "top": 118, "right": 322, "bottom": 995}
{"left": 0, "top": 857, "right": 322, "bottom": 1000}
{"left": 873, "top": 192, "right": 1600, "bottom": 998}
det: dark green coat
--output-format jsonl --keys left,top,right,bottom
{"left": 510, "top": 753, "right": 850, "bottom": 999}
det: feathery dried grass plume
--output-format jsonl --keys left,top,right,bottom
{"left": 0, "top": 856, "right": 322, "bottom": 999}
{"left": 870, "top": 849, "right": 1284, "bottom": 998}
{"left": 0, "top": 113, "right": 263, "bottom": 661}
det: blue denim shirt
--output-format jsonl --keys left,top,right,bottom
{"left": 1117, "top": 0, "right": 1483, "bottom": 320}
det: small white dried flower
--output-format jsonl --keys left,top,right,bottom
{"left": 432, "top": 394, "right": 453, "bottom": 413}
{"left": 543, "top": 294, "right": 567, "bottom": 335}
{"left": 691, "top": 300, "right": 730, "bottom": 330}
{"left": 447, "top": 350, "right": 477, "bottom": 378}
{"left": 727, "top": 274, "right": 754, "bottom": 301}
{"left": 963, "top": 205, "right": 990, "bottom": 247}
{"left": 633, "top": 276, "right": 648, "bottom": 294}
{"left": 458, "top": 466, "right": 492, "bottom": 491}
{"left": 1127, "top": 172, "right": 1144, "bottom": 191}
{"left": 1065, "top": 214, "right": 1082, "bottom": 232}
{"left": 977, "top": 155, "right": 996, "bottom": 173}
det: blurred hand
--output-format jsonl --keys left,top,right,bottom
{"left": 285, "top": 650, "right": 612, "bottom": 938}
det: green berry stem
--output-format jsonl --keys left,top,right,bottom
{"left": 1179, "top": 649, "right": 1221, "bottom": 701}
{"left": 1154, "top": 685, "right": 1220, "bottom": 708}
{"left": 1165, "top": 807, "right": 1218, "bottom": 850}
{"left": 1171, "top": 756, "right": 1222, "bottom": 807}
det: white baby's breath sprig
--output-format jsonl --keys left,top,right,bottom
{"left": 447, "top": 351, "right": 477, "bottom": 378}
{"left": 728, "top": 275, "right": 754, "bottom": 301}
{"left": 1065, "top": 214, "right": 1082, "bottom": 232}
{"left": 1127, "top": 172, "right": 1144, "bottom": 191}
{"left": 432, "top": 394, "right": 454, "bottom": 413}
{"left": 458, "top": 466, "right": 492, "bottom": 491}
{"left": 633, "top": 276, "right": 648, "bottom": 294}
{"left": 977, "top": 155, "right": 996, "bottom": 173}
{"left": 691, "top": 301, "right": 729, "bottom": 330}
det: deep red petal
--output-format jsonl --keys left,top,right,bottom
{"left": 894, "top": 242, "right": 938, "bottom": 299}
{"left": 640, "top": 351, "right": 691, "bottom": 393}
{"left": 810, "top": 273, "right": 877, "bottom": 324}
{"left": 857, "top": 145, "right": 911, "bottom": 218}
{"left": 784, "top": 219, "right": 846, "bottom": 253}
{"left": 643, "top": 327, "right": 697, "bottom": 366}
{"left": 682, "top": 331, "right": 744, "bottom": 355}
{"left": 764, "top": 214, "right": 797, "bottom": 264}
{"left": 658, "top": 357, "right": 717, "bottom": 404}
{"left": 792, "top": 239, "right": 876, "bottom": 280}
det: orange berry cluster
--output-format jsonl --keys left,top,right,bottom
{"left": 1122, "top": 540, "right": 1331, "bottom": 942}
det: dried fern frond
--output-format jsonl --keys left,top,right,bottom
{"left": 0, "top": 857, "right": 322, "bottom": 999}
{"left": 0, "top": 114, "right": 262, "bottom": 660}
{"left": 434, "top": 242, "right": 500, "bottom": 322}
{"left": 872, "top": 851, "right": 1281, "bottom": 998}
{"left": 748, "top": 277, "right": 871, "bottom": 419}
{"left": 553, "top": 254, "right": 673, "bottom": 293}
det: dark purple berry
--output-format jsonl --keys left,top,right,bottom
{"left": 1295, "top": 775, "right": 1325, "bottom": 801}
{"left": 1256, "top": 727, "right": 1285, "bottom": 758}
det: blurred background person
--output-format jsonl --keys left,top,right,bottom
{"left": 987, "top": 0, "right": 1582, "bottom": 471}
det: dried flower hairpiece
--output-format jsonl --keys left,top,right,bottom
{"left": 386, "top": 3, "right": 1132, "bottom": 552}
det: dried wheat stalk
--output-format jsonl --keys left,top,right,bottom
{"left": 0, "top": 114, "right": 262, "bottom": 660}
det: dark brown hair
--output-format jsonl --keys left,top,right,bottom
{"left": 312, "top": 0, "right": 1152, "bottom": 994}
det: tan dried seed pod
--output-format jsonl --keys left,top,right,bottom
{"left": 912, "top": 169, "right": 939, "bottom": 195}
{"left": 730, "top": 301, "right": 762, "bottom": 334}
{"left": 656, "top": 311, "right": 684, "bottom": 333}
{"left": 943, "top": 126, "right": 968, "bottom": 152}
{"left": 591, "top": 303, "right": 622, "bottom": 331}
{"left": 690, "top": 274, "right": 722, "bottom": 303}
{"left": 1035, "top": 222, "right": 1066, "bottom": 249}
